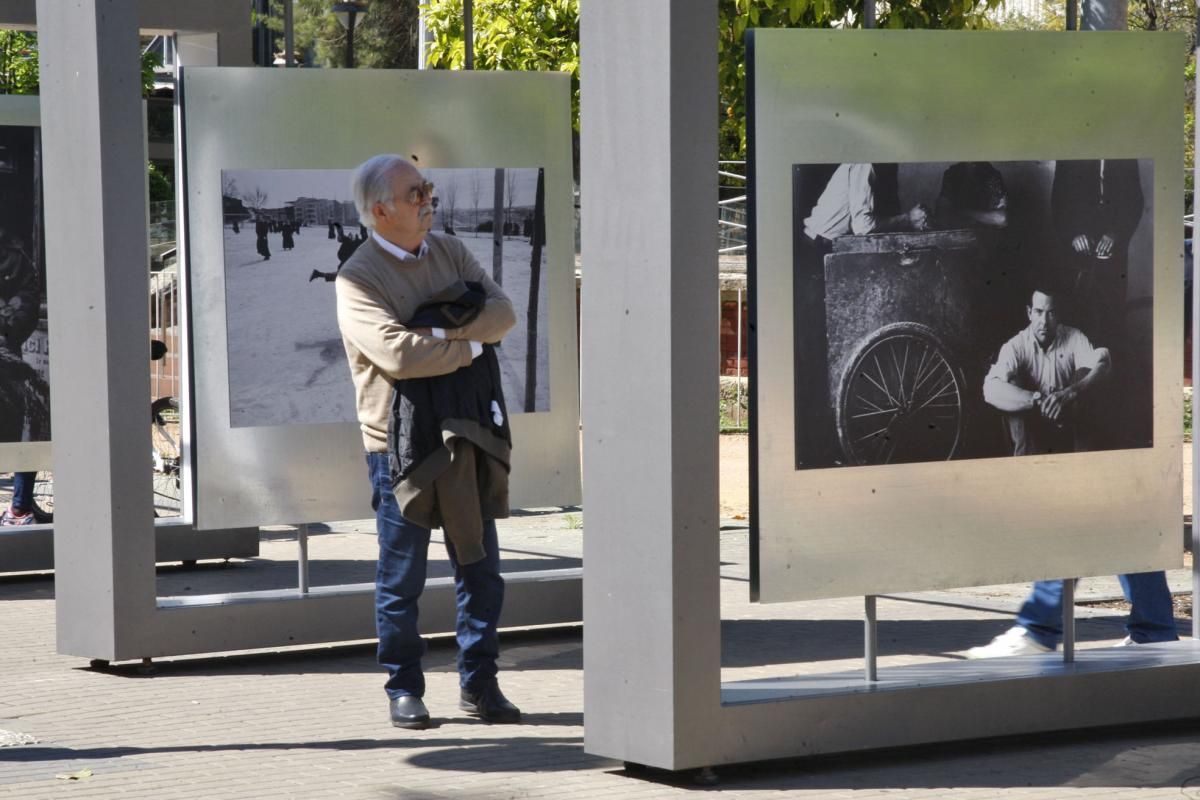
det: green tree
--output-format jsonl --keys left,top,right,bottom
{"left": 0, "top": 31, "right": 38, "bottom": 95}
{"left": 147, "top": 161, "right": 174, "bottom": 205}
{"left": 271, "top": 0, "right": 419, "bottom": 68}
{"left": 0, "top": 31, "right": 162, "bottom": 96}
{"left": 423, "top": 0, "right": 580, "bottom": 129}
{"left": 0, "top": 33, "right": 171, "bottom": 207}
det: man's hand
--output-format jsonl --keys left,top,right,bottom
{"left": 1071, "top": 234, "right": 1092, "bottom": 254}
{"left": 1095, "top": 234, "right": 1115, "bottom": 258}
{"left": 907, "top": 203, "right": 931, "bottom": 231}
{"left": 1039, "top": 386, "right": 1078, "bottom": 421}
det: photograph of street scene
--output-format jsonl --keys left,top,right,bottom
{"left": 220, "top": 166, "right": 551, "bottom": 428}
{"left": 0, "top": 124, "right": 48, "bottom": 444}
{"left": 791, "top": 159, "right": 1153, "bottom": 470}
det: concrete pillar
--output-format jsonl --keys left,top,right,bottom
{"left": 37, "top": 0, "right": 156, "bottom": 658}
{"left": 579, "top": 0, "right": 722, "bottom": 768}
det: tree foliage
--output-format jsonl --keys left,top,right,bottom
{"left": 0, "top": 31, "right": 162, "bottom": 96}
{"left": 423, "top": 0, "right": 580, "bottom": 129}
{"left": 0, "top": 31, "right": 38, "bottom": 95}
{"left": 270, "top": 0, "right": 419, "bottom": 68}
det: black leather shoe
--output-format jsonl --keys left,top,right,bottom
{"left": 389, "top": 695, "right": 430, "bottom": 729}
{"left": 459, "top": 682, "right": 521, "bottom": 724}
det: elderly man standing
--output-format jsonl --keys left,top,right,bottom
{"left": 335, "top": 154, "right": 520, "bottom": 729}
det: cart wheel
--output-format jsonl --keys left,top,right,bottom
{"left": 836, "top": 322, "right": 965, "bottom": 466}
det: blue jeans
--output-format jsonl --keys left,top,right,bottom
{"left": 10, "top": 471, "right": 34, "bottom": 512}
{"left": 367, "top": 452, "right": 504, "bottom": 699}
{"left": 1017, "top": 572, "right": 1179, "bottom": 649}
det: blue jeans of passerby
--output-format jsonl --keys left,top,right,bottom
{"left": 10, "top": 471, "right": 34, "bottom": 512}
{"left": 1017, "top": 572, "right": 1179, "bottom": 649}
{"left": 367, "top": 452, "right": 504, "bottom": 700}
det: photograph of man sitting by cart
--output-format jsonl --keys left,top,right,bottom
{"left": 790, "top": 158, "right": 1153, "bottom": 470}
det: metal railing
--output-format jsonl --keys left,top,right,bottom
{"left": 719, "top": 160, "right": 747, "bottom": 255}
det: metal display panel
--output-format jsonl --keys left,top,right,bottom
{"left": 0, "top": 95, "right": 50, "bottom": 473}
{"left": 750, "top": 30, "right": 1183, "bottom": 602}
{"left": 180, "top": 67, "right": 581, "bottom": 530}
{"left": 582, "top": 9, "right": 1200, "bottom": 771}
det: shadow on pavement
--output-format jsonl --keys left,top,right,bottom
{"left": 613, "top": 720, "right": 1200, "bottom": 791}
{"left": 0, "top": 724, "right": 593, "bottom": 775}
{"left": 76, "top": 627, "right": 582, "bottom": 680}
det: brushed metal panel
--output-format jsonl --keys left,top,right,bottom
{"left": 180, "top": 68, "right": 580, "bottom": 530}
{"left": 0, "top": 95, "right": 50, "bottom": 472}
{"left": 131, "top": 568, "right": 581, "bottom": 660}
{"left": 751, "top": 31, "right": 1184, "bottom": 602}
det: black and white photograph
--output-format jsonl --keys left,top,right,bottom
{"left": 221, "top": 166, "right": 551, "bottom": 428}
{"left": 792, "top": 159, "right": 1153, "bottom": 470}
{"left": 0, "top": 124, "right": 48, "bottom": 444}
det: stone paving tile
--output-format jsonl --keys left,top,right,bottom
{"left": 1, "top": 515, "right": 1199, "bottom": 799}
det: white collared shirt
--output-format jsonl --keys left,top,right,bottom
{"left": 986, "top": 324, "right": 1105, "bottom": 395}
{"left": 372, "top": 231, "right": 429, "bottom": 261}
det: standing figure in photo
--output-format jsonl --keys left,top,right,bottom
{"left": 281, "top": 223, "right": 295, "bottom": 251}
{"left": 254, "top": 215, "right": 271, "bottom": 261}
{"left": 967, "top": 282, "right": 1176, "bottom": 658}
{"left": 1051, "top": 159, "right": 1143, "bottom": 345}
{"left": 335, "top": 154, "right": 521, "bottom": 730}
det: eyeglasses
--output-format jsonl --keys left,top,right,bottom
{"left": 405, "top": 180, "right": 436, "bottom": 207}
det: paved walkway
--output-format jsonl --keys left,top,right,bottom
{"left": 0, "top": 502, "right": 1198, "bottom": 800}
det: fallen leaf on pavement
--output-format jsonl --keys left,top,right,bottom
{"left": 55, "top": 769, "right": 92, "bottom": 781}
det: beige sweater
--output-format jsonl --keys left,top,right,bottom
{"left": 335, "top": 234, "right": 516, "bottom": 452}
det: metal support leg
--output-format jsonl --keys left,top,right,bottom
{"left": 297, "top": 523, "right": 309, "bottom": 595}
{"left": 735, "top": 286, "right": 743, "bottom": 428}
{"left": 865, "top": 594, "right": 878, "bottom": 682}
{"left": 1193, "top": 237, "right": 1199, "bottom": 641}
{"left": 1062, "top": 579, "right": 1075, "bottom": 663}
{"left": 1194, "top": 507, "right": 1200, "bottom": 641}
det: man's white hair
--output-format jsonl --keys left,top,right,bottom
{"left": 351, "top": 154, "right": 414, "bottom": 230}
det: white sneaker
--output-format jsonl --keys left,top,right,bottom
{"left": 965, "top": 626, "right": 1053, "bottom": 659}
{"left": 0, "top": 508, "right": 34, "bottom": 527}
{"left": 1117, "top": 635, "right": 1137, "bottom": 646}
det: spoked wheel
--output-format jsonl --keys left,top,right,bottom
{"left": 836, "top": 322, "right": 965, "bottom": 466}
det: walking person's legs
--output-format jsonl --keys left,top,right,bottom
{"left": 1119, "top": 571, "right": 1178, "bottom": 644}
